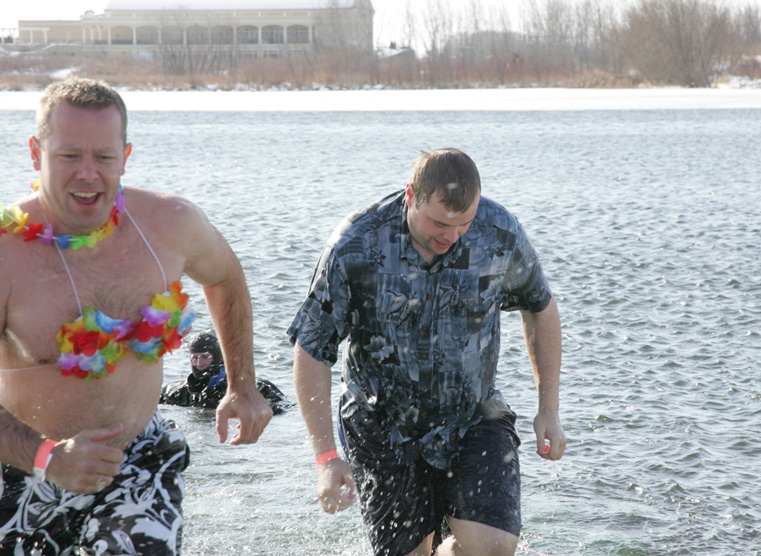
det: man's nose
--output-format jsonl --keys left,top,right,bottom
{"left": 442, "top": 228, "right": 460, "bottom": 243}
{"left": 76, "top": 156, "right": 98, "bottom": 182}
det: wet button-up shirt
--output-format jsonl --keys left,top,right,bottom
{"left": 288, "top": 190, "right": 552, "bottom": 469}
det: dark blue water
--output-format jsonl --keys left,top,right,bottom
{"left": 1, "top": 100, "right": 759, "bottom": 555}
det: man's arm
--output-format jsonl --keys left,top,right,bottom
{"left": 204, "top": 268, "right": 272, "bottom": 444}
{"left": 175, "top": 198, "right": 272, "bottom": 444}
{"left": 293, "top": 342, "right": 354, "bottom": 513}
{"left": 0, "top": 407, "right": 124, "bottom": 493}
{"left": 0, "top": 407, "right": 45, "bottom": 476}
{"left": 520, "top": 295, "right": 567, "bottom": 460}
{"left": 160, "top": 381, "right": 192, "bottom": 406}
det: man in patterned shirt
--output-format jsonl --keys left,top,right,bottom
{"left": 289, "top": 147, "right": 566, "bottom": 556}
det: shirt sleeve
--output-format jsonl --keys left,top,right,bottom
{"left": 500, "top": 220, "right": 553, "bottom": 313}
{"left": 287, "top": 242, "right": 352, "bottom": 366}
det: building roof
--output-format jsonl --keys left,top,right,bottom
{"left": 105, "top": 0, "right": 355, "bottom": 11}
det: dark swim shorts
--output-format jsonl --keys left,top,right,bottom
{"left": 341, "top": 409, "right": 522, "bottom": 556}
{"left": 0, "top": 411, "right": 189, "bottom": 556}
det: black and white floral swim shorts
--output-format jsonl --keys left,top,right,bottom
{"left": 0, "top": 412, "right": 189, "bottom": 556}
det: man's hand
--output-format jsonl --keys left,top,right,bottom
{"left": 216, "top": 385, "right": 272, "bottom": 445}
{"left": 317, "top": 458, "right": 355, "bottom": 513}
{"left": 533, "top": 410, "right": 567, "bottom": 461}
{"left": 45, "top": 426, "right": 125, "bottom": 494}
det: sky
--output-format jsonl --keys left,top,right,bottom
{"left": 1, "top": 0, "right": 758, "bottom": 49}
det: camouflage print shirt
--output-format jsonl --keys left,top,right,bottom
{"left": 288, "top": 190, "right": 553, "bottom": 469}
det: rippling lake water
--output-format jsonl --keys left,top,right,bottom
{"left": 1, "top": 89, "right": 759, "bottom": 556}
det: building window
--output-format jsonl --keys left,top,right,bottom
{"left": 187, "top": 26, "right": 208, "bottom": 45}
{"left": 111, "top": 25, "right": 133, "bottom": 45}
{"left": 239, "top": 26, "right": 258, "bottom": 44}
{"left": 162, "top": 26, "right": 183, "bottom": 45}
{"left": 287, "top": 25, "right": 309, "bottom": 44}
{"left": 211, "top": 25, "right": 233, "bottom": 45}
{"left": 136, "top": 26, "right": 158, "bottom": 45}
{"left": 262, "top": 26, "right": 283, "bottom": 44}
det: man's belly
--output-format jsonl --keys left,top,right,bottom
{"left": 0, "top": 355, "right": 163, "bottom": 449}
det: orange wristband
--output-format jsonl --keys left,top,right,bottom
{"left": 33, "top": 439, "right": 57, "bottom": 481}
{"left": 315, "top": 449, "right": 339, "bottom": 466}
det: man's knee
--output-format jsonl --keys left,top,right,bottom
{"left": 443, "top": 517, "right": 518, "bottom": 556}
{"left": 406, "top": 532, "right": 434, "bottom": 556}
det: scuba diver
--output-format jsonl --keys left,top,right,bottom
{"left": 161, "top": 331, "right": 292, "bottom": 415}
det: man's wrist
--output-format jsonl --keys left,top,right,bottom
{"left": 33, "top": 439, "right": 57, "bottom": 481}
{"left": 315, "top": 448, "right": 339, "bottom": 466}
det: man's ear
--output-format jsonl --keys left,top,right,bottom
{"left": 404, "top": 183, "right": 414, "bottom": 208}
{"left": 29, "top": 136, "right": 42, "bottom": 171}
{"left": 120, "top": 143, "right": 132, "bottom": 176}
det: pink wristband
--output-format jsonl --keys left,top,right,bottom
{"left": 33, "top": 439, "right": 57, "bottom": 481}
{"left": 315, "top": 449, "right": 339, "bottom": 466}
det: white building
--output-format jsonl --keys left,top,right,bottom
{"left": 15, "top": 0, "right": 374, "bottom": 59}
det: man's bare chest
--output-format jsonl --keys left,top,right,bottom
{"left": 2, "top": 236, "right": 180, "bottom": 365}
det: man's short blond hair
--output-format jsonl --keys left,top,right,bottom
{"left": 37, "top": 77, "right": 128, "bottom": 145}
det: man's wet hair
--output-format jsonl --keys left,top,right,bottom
{"left": 409, "top": 148, "right": 481, "bottom": 212}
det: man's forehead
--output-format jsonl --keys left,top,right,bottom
{"left": 429, "top": 190, "right": 480, "bottom": 220}
{"left": 44, "top": 104, "right": 125, "bottom": 145}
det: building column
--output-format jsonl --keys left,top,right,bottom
{"left": 107, "top": 26, "right": 112, "bottom": 45}
{"left": 133, "top": 26, "right": 137, "bottom": 45}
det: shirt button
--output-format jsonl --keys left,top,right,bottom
{"left": 421, "top": 386, "right": 428, "bottom": 393}
{"left": 412, "top": 430, "right": 419, "bottom": 437}
{"left": 421, "top": 411, "right": 428, "bottom": 418}
{"left": 420, "top": 354, "right": 428, "bottom": 361}
{"left": 421, "top": 325, "right": 429, "bottom": 333}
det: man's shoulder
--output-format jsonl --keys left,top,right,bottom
{"left": 328, "top": 190, "right": 403, "bottom": 251}
{"left": 125, "top": 187, "right": 196, "bottom": 211}
{"left": 124, "top": 187, "right": 207, "bottom": 234}
{"left": 476, "top": 196, "right": 521, "bottom": 232}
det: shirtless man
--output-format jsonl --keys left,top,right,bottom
{"left": 0, "top": 78, "right": 272, "bottom": 554}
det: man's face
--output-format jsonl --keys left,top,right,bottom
{"left": 30, "top": 102, "right": 131, "bottom": 235}
{"left": 191, "top": 351, "right": 214, "bottom": 373}
{"left": 405, "top": 185, "right": 479, "bottom": 263}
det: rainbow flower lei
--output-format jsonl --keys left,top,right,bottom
{"left": 0, "top": 180, "right": 125, "bottom": 250}
{"left": 57, "top": 308, "right": 132, "bottom": 380}
{"left": 57, "top": 281, "right": 195, "bottom": 380}
{"left": 130, "top": 281, "right": 196, "bottom": 365}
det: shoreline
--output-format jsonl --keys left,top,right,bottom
{"left": 1, "top": 87, "right": 760, "bottom": 112}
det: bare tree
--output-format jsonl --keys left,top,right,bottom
{"left": 520, "top": 0, "right": 577, "bottom": 80}
{"left": 154, "top": 12, "right": 239, "bottom": 77}
{"left": 614, "top": 0, "right": 741, "bottom": 87}
{"left": 399, "top": 0, "right": 419, "bottom": 50}
{"left": 314, "top": 0, "right": 375, "bottom": 85}
{"left": 737, "top": 4, "right": 761, "bottom": 45}
{"left": 485, "top": 1, "right": 522, "bottom": 84}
